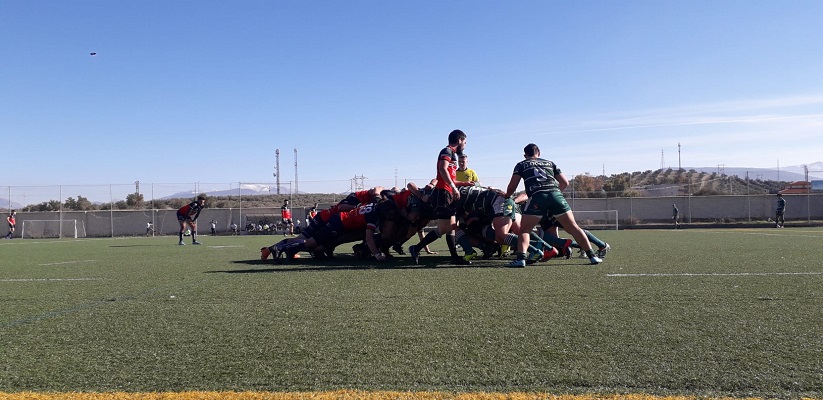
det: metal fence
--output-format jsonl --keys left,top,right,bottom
{"left": 3, "top": 179, "right": 823, "bottom": 238}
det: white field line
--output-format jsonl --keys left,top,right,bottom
{"left": 207, "top": 245, "right": 245, "bottom": 248}
{"left": 703, "top": 230, "right": 823, "bottom": 238}
{"left": 38, "top": 260, "right": 97, "bottom": 266}
{"left": 0, "top": 236, "right": 138, "bottom": 246}
{"left": 0, "top": 278, "right": 104, "bottom": 282}
{"left": 607, "top": 272, "right": 823, "bottom": 277}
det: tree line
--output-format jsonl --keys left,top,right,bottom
{"left": 16, "top": 169, "right": 787, "bottom": 211}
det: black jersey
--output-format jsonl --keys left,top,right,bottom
{"left": 454, "top": 186, "right": 499, "bottom": 217}
{"left": 512, "top": 158, "right": 561, "bottom": 196}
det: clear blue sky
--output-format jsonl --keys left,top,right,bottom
{"left": 3, "top": 0, "right": 823, "bottom": 193}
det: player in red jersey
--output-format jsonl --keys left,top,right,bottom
{"left": 4, "top": 210, "right": 16, "bottom": 239}
{"left": 408, "top": 129, "right": 470, "bottom": 265}
{"left": 280, "top": 199, "right": 293, "bottom": 235}
{"left": 262, "top": 200, "right": 392, "bottom": 262}
{"left": 177, "top": 195, "right": 206, "bottom": 245}
{"left": 337, "top": 186, "right": 384, "bottom": 212}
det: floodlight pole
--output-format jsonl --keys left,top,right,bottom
{"left": 59, "top": 185, "right": 63, "bottom": 239}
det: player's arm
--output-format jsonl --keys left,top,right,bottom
{"left": 556, "top": 172, "right": 570, "bottom": 191}
{"left": 406, "top": 182, "right": 427, "bottom": 201}
{"left": 505, "top": 174, "right": 521, "bottom": 198}
{"left": 365, "top": 226, "right": 385, "bottom": 261}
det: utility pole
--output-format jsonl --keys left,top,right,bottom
{"left": 275, "top": 149, "right": 281, "bottom": 194}
{"left": 294, "top": 148, "right": 298, "bottom": 195}
{"left": 661, "top": 149, "right": 664, "bottom": 170}
{"left": 351, "top": 175, "right": 367, "bottom": 192}
{"left": 678, "top": 142, "right": 682, "bottom": 171}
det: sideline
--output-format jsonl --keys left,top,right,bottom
{"left": 0, "top": 391, "right": 781, "bottom": 400}
{"left": 607, "top": 272, "right": 823, "bottom": 277}
{"left": 0, "top": 278, "right": 104, "bottom": 282}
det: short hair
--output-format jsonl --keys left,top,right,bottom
{"left": 524, "top": 143, "right": 540, "bottom": 157}
{"left": 196, "top": 194, "right": 207, "bottom": 201}
{"left": 448, "top": 129, "right": 466, "bottom": 145}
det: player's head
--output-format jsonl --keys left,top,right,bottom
{"left": 458, "top": 153, "right": 468, "bottom": 169}
{"left": 777, "top": 193, "right": 782, "bottom": 197}
{"left": 524, "top": 143, "right": 540, "bottom": 158}
{"left": 448, "top": 129, "right": 467, "bottom": 154}
{"left": 197, "top": 194, "right": 207, "bottom": 204}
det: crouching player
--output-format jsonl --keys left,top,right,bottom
{"left": 177, "top": 194, "right": 206, "bottom": 245}
{"left": 261, "top": 200, "right": 391, "bottom": 262}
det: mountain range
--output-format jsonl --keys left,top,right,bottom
{"left": 159, "top": 183, "right": 298, "bottom": 200}
{"left": 687, "top": 161, "right": 823, "bottom": 182}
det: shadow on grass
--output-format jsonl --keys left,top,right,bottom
{"left": 110, "top": 244, "right": 164, "bottom": 248}
{"left": 206, "top": 256, "right": 516, "bottom": 273}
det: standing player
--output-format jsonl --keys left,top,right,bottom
{"left": 672, "top": 204, "right": 680, "bottom": 229}
{"left": 455, "top": 153, "right": 479, "bottom": 185}
{"left": 409, "top": 129, "right": 470, "bottom": 265}
{"left": 5, "top": 210, "right": 16, "bottom": 239}
{"left": 504, "top": 143, "right": 602, "bottom": 266}
{"left": 281, "top": 199, "right": 293, "bottom": 235}
{"left": 775, "top": 193, "right": 786, "bottom": 228}
{"left": 177, "top": 195, "right": 206, "bottom": 245}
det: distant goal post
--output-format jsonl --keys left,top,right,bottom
{"left": 572, "top": 210, "right": 619, "bottom": 230}
{"left": 20, "top": 220, "right": 86, "bottom": 239}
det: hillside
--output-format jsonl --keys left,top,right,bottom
{"left": 9, "top": 169, "right": 793, "bottom": 211}
{"left": 568, "top": 168, "right": 784, "bottom": 198}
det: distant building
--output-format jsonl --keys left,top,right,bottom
{"left": 779, "top": 181, "right": 811, "bottom": 194}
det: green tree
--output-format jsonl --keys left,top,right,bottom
{"left": 126, "top": 192, "right": 145, "bottom": 209}
{"left": 64, "top": 197, "right": 77, "bottom": 210}
{"left": 76, "top": 195, "right": 94, "bottom": 211}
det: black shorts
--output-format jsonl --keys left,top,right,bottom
{"left": 313, "top": 215, "right": 344, "bottom": 249}
{"left": 177, "top": 212, "right": 192, "bottom": 222}
{"left": 426, "top": 188, "right": 455, "bottom": 220}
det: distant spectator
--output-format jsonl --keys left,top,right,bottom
{"left": 672, "top": 204, "right": 680, "bottom": 229}
{"left": 210, "top": 219, "right": 217, "bottom": 235}
{"left": 775, "top": 194, "right": 786, "bottom": 228}
{"left": 230, "top": 223, "right": 238, "bottom": 235}
{"left": 146, "top": 221, "right": 154, "bottom": 236}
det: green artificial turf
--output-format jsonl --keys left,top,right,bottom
{"left": 1, "top": 229, "right": 821, "bottom": 397}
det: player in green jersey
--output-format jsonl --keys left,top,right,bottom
{"left": 504, "top": 143, "right": 602, "bottom": 267}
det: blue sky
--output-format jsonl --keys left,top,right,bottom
{"left": 3, "top": 0, "right": 823, "bottom": 195}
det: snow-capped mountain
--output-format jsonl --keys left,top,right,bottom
{"left": 160, "top": 183, "right": 294, "bottom": 200}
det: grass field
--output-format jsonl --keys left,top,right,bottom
{"left": 1, "top": 228, "right": 821, "bottom": 399}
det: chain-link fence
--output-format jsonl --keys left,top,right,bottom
{"left": 3, "top": 179, "right": 822, "bottom": 238}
